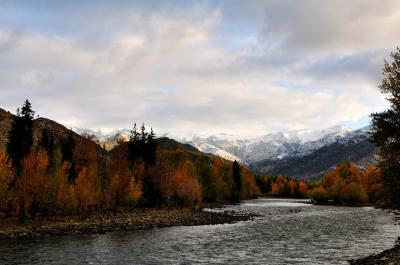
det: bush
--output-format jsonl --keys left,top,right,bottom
{"left": 309, "top": 186, "right": 329, "bottom": 203}
{"left": 341, "top": 182, "right": 368, "bottom": 205}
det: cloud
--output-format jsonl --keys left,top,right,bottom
{"left": 0, "top": 1, "right": 395, "bottom": 136}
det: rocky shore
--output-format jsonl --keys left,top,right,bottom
{"left": 0, "top": 208, "right": 255, "bottom": 239}
{"left": 349, "top": 238, "right": 400, "bottom": 265}
{"left": 349, "top": 210, "right": 400, "bottom": 265}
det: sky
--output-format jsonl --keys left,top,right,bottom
{"left": 0, "top": 0, "right": 397, "bottom": 137}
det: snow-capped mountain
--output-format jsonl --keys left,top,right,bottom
{"left": 250, "top": 126, "right": 376, "bottom": 180}
{"left": 72, "top": 127, "right": 131, "bottom": 150}
{"left": 72, "top": 125, "right": 376, "bottom": 180}
{"left": 161, "top": 125, "right": 354, "bottom": 163}
{"left": 73, "top": 125, "right": 364, "bottom": 163}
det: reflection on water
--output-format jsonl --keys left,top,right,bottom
{"left": 1, "top": 198, "right": 399, "bottom": 265}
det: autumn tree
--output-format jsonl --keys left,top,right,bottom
{"left": 106, "top": 142, "right": 134, "bottom": 214}
{"left": 370, "top": 47, "right": 400, "bottom": 207}
{"left": 70, "top": 137, "right": 100, "bottom": 216}
{"left": 310, "top": 162, "right": 383, "bottom": 205}
{"left": 241, "top": 167, "right": 259, "bottom": 198}
{"left": 53, "top": 161, "right": 72, "bottom": 218}
{"left": 363, "top": 166, "right": 383, "bottom": 203}
{"left": 12, "top": 149, "right": 49, "bottom": 222}
{"left": 298, "top": 181, "right": 308, "bottom": 195}
{"left": 0, "top": 152, "right": 13, "bottom": 212}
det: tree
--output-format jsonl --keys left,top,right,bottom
{"left": 370, "top": 47, "right": 400, "bottom": 207}
{"left": 309, "top": 186, "right": 329, "bottom": 204}
{"left": 128, "top": 123, "right": 140, "bottom": 164}
{"left": 7, "top": 99, "right": 35, "bottom": 175}
{"left": 144, "top": 127, "right": 157, "bottom": 166}
{"left": 106, "top": 143, "right": 132, "bottom": 214}
{"left": 230, "top": 160, "right": 242, "bottom": 202}
{"left": 0, "top": 152, "right": 13, "bottom": 212}
{"left": 61, "top": 131, "right": 76, "bottom": 181}
{"left": 341, "top": 182, "right": 368, "bottom": 205}
{"left": 12, "top": 149, "right": 49, "bottom": 222}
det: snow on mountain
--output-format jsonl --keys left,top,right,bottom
{"left": 172, "top": 125, "right": 353, "bottom": 163}
{"left": 72, "top": 127, "right": 131, "bottom": 150}
{"left": 73, "top": 125, "right": 365, "bottom": 164}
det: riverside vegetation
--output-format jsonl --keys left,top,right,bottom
{"left": 0, "top": 100, "right": 261, "bottom": 223}
{"left": 0, "top": 100, "right": 388, "bottom": 232}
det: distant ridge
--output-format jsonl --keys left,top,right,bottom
{"left": 0, "top": 107, "right": 214, "bottom": 164}
{"left": 72, "top": 124, "right": 377, "bottom": 180}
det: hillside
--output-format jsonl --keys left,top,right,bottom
{"left": 0, "top": 109, "right": 14, "bottom": 151}
{"left": 0, "top": 108, "right": 216, "bottom": 164}
{"left": 78, "top": 125, "right": 378, "bottom": 180}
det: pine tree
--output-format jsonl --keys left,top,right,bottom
{"left": 371, "top": 47, "right": 400, "bottom": 207}
{"left": 140, "top": 123, "right": 147, "bottom": 142}
{"left": 231, "top": 160, "right": 242, "bottom": 202}
{"left": 7, "top": 99, "right": 35, "bottom": 176}
{"left": 61, "top": 131, "right": 76, "bottom": 182}
{"left": 144, "top": 127, "right": 157, "bottom": 166}
{"left": 128, "top": 123, "right": 140, "bottom": 164}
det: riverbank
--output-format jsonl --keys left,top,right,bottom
{"left": 349, "top": 238, "right": 400, "bottom": 264}
{"left": 0, "top": 208, "right": 254, "bottom": 239}
{"left": 349, "top": 209, "right": 400, "bottom": 265}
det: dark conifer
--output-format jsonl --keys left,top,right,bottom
{"left": 128, "top": 123, "right": 140, "bottom": 164}
{"left": 371, "top": 47, "right": 400, "bottom": 207}
{"left": 230, "top": 160, "right": 242, "bottom": 202}
{"left": 7, "top": 99, "right": 35, "bottom": 175}
{"left": 61, "top": 131, "right": 76, "bottom": 181}
{"left": 144, "top": 127, "right": 157, "bottom": 166}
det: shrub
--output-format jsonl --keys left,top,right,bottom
{"left": 309, "top": 186, "right": 329, "bottom": 203}
{"left": 341, "top": 182, "right": 368, "bottom": 205}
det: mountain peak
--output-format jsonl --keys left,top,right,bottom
{"left": 72, "top": 125, "right": 368, "bottom": 162}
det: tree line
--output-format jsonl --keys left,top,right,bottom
{"left": 308, "top": 162, "right": 382, "bottom": 205}
{"left": 0, "top": 100, "right": 260, "bottom": 222}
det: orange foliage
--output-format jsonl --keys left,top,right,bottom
{"left": 12, "top": 149, "right": 49, "bottom": 220}
{"left": 310, "top": 162, "right": 384, "bottom": 205}
{"left": 157, "top": 153, "right": 202, "bottom": 208}
{"left": 173, "top": 165, "right": 202, "bottom": 208}
{"left": 72, "top": 168, "right": 99, "bottom": 215}
{"left": 241, "top": 167, "right": 260, "bottom": 198}
{"left": 298, "top": 181, "right": 308, "bottom": 194}
{"left": 0, "top": 152, "right": 14, "bottom": 210}
{"left": 54, "top": 161, "right": 72, "bottom": 215}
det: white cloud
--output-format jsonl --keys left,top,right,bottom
{"left": 0, "top": 1, "right": 395, "bottom": 136}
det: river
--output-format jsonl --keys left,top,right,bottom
{"left": 1, "top": 198, "right": 399, "bottom": 264}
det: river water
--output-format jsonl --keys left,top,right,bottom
{"left": 1, "top": 198, "right": 399, "bottom": 265}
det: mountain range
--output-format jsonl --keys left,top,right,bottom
{"left": 73, "top": 125, "right": 378, "bottom": 180}
{"left": 0, "top": 105, "right": 378, "bottom": 181}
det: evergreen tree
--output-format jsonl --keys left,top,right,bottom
{"left": 231, "top": 160, "right": 242, "bottom": 202}
{"left": 140, "top": 123, "right": 147, "bottom": 142}
{"left": 128, "top": 123, "right": 140, "bottom": 164}
{"left": 61, "top": 131, "right": 76, "bottom": 182}
{"left": 144, "top": 127, "right": 157, "bottom": 166}
{"left": 7, "top": 99, "right": 35, "bottom": 175}
{"left": 371, "top": 47, "right": 400, "bottom": 207}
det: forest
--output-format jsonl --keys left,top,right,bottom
{"left": 0, "top": 100, "right": 263, "bottom": 222}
